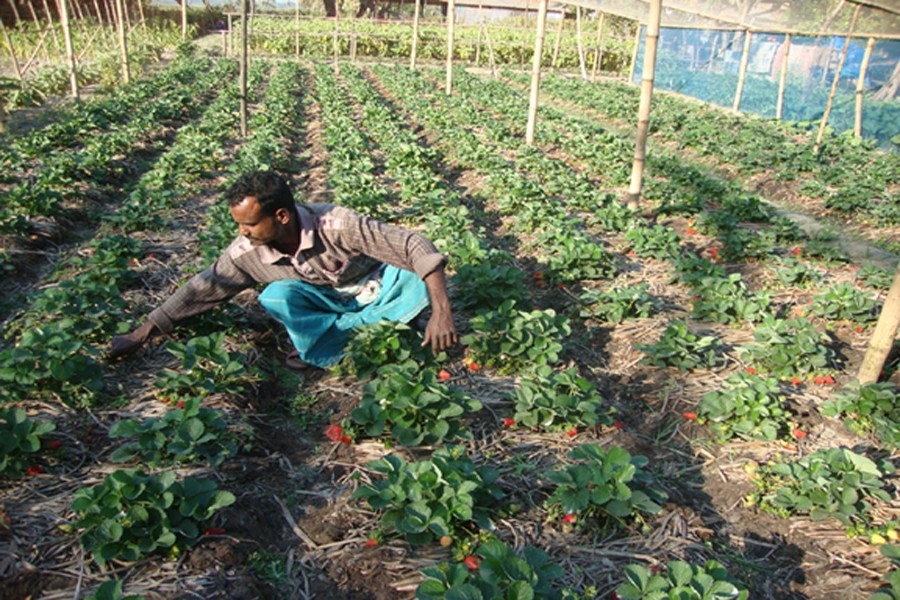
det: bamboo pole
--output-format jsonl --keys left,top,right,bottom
{"left": 239, "top": 0, "right": 248, "bottom": 137}
{"left": 294, "top": 0, "right": 300, "bottom": 57}
{"left": 575, "top": 5, "right": 586, "bottom": 80}
{"left": 624, "top": 0, "right": 661, "bottom": 209}
{"left": 732, "top": 30, "right": 751, "bottom": 112}
{"left": 525, "top": 0, "right": 548, "bottom": 146}
{"left": 815, "top": 4, "right": 860, "bottom": 153}
{"left": 707, "top": 30, "right": 719, "bottom": 73}
{"left": 474, "top": 0, "right": 483, "bottom": 65}
{"left": 181, "top": 0, "right": 188, "bottom": 37}
{"left": 136, "top": 0, "right": 146, "bottom": 31}
{"left": 520, "top": 0, "right": 528, "bottom": 71}
{"left": 854, "top": 37, "right": 875, "bottom": 137}
{"left": 858, "top": 262, "right": 900, "bottom": 384}
{"left": 550, "top": 9, "right": 563, "bottom": 71}
{"left": 57, "top": 0, "right": 79, "bottom": 99}
{"left": 42, "top": 0, "right": 64, "bottom": 59}
{"left": 628, "top": 21, "right": 640, "bottom": 83}
{"left": 591, "top": 12, "right": 605, "bottom": 81}
{"left": 445, "top": 0, "right": 455, "bottom": 94}
{"left": 72, "top": 0, "right": 85, "bottom": 23}
{"left": 349, "top": 16, "right": 356, "bottom": 63}
{"left": 776, "top": 33, "right": 791, "bottom": 119}
{"left": 227, "top": 13, "right": 232, "bottom": 57}
{"left": 7, "top": 0, "right": 20, "bottom": 21}
{"left": 410, "top": 0, "right": 421, "bottom": 68}
{"left": 332, "top": 0, "right": 338, "bottom": 73}
{"left": 483, "top": 17, "right": 496, "bottom": 77}
{"left": 0, "top": 20, "right": 24, "bottom": 81}
{"left": 115, "top": 0, "right": 129, "bottom": 83}
{"left": 25, "top": 2, "right": 51, "bottom": 63}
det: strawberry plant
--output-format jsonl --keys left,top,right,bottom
{"left": 85, "top": 580, "right": 143, "bottom": 600}
{"left": 538, "top": 231, "right": 618, "bottom": 282}
{"left": 154, "top": 333, "right": 249, "bottom": 400}
{"left": 698, "top": 373, "right": 791, "bottom": 441}
{"left": 543, "top": 444, "right": 665, "bottom": 526}
{"left": 415, "top": 539, "right": 565, "bottom": 600}
{"left": 739, "top": 316, "right": 836, "bottom": 378}
{"left": 71, "top": 469, "right": 235, "bottom": 565}
{"left": 871, "top": 544, "right": 900, "bottom": 600}
{"left": 351, "top": 364, "right": 482, "bottom": 446}
{"left": 461, "top": 300, "right": 571, "bottom": 375}
{"left": 109, "top": 398, "right": 240, "bottom": 467}
{"left": 0, "top": 408, "right": 55, "bottom": 478}
{"left": 512, "top": 365, "right": 613, "bottom": 432}
{"left": 337, "top": 321, "right": 441, "bottom": 379}
{"left": 857, "top": 264, "right": 894, "bottom": 291}
{"left": 451, "top": 254, "right": 529, "bottom": 313}
{"left": 689, "top": 274, "right": 771, "bottom": 324}
{"left": 749, "top": 448, "right": 895, "bottom": 529}
{"left": 352, "top": 446, "right": 502, "bottom": 545}
{"left": 822, "top": 382, "right": 899, "bottom": 450}
{"left": 671, "top": 256, "right": 727, "bottom": 288}
{"left": 624, "top": 225, "right": 683, "bottom": 261}
{"left": 637, "top": 321, "right": 727, "bottom": 371}
{"left": 802, "top": 233, "right": 850, "bottom": 265}
{"left": 581, "top": 283, "right": 661, "bottom": 324}
{"left": 615, "top": 559, "right": 749, "bottom": 600}
{"left": 808, "top": 282, "right": 880, "bottom": 325}
{"left": 772, "top": 259, "right": 824, "bottom": 288}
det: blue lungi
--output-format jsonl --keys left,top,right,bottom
{"left": 258, "top": 265, "right": 429, "bottom": 368}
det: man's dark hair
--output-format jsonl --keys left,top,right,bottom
{"left": 225, "top": 171, "right": 294, "bottom": 215}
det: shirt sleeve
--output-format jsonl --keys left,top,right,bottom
{"left": 148, "top": 251, "right": 256, "bottom": 333}
{"left": 340, "top": 208, "right": 446, "bottom": 279}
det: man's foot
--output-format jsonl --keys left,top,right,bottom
{"left": 285, "top": 350, "right": 312, "bottom": 370}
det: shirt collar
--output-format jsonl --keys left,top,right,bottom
{"left": 254, "top": 204, "right": 314, "bottom": 265}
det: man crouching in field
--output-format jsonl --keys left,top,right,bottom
{"left": 110, "top": 170, "right": 458, "bottom": 368}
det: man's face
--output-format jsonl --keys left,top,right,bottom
{"left": 230, "top": 196, "right": 288, "bottom": 246}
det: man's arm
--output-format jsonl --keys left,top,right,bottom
{"left": 421, "top": 267, "right": 458, "bottom": 354}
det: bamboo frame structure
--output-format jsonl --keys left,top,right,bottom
{"left": 115, "top": 0, "right": 130, "bottom": 84}
{"left": 776, "top": 32, "right": 791, "bottom": 120}
{"left": 815, "top": 3, "right": 861, "bottom": 153}
{"left": 446, "top": 0, "right": 456, "bottom": 94}
{"left": 181, "top": 0, "right": 188, "bottom": 37}
{"left": 590, "top": 12, "right": 604, "bottom": 80}
{"left": 624, "top": 0, "right": 660, "bottom": 209}
{"left": 58, "top": 0, "right": 79, "bottom": 99}
{"left": 0, "top": 20, "right": 24, "bottom": 81}
{"left": 732, "top": 30, "right": 751, "bottom": 112}
{"left": 858, "top": 263, "right": 900, "bottom": 384}
{"left": 575, "top": 5, "right": 586, "bottom": 80}
{"left": 550, "top": 9, "right": 563, "bottom": 70}
{"left": 239, "top": 0, "right": 249, "bottom": 137}
{"left": 525, "top": 0, "right": 549, "bottom": 145}
{"left": 410, "top": 0, "right": 422, "bottom": 68}
{"left": 854, "top": 37, "right": 875, "bottom": 137}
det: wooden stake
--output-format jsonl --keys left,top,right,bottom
{"left": 181, "top": 0, "right": 188, "bottom": 37}
{"left": 483, "top": 17, "right": 496, "bottom": 77}
{"left": 520, "top": 0, "right": 528, "bottom": 71}
{"left": 239, "top": 0, "right": 248, "bottom": 137}
{"left": 57, "top": 0, "right": 79, "bottom": 99}
{"left": 591, "top": 12, "right": 605, "bottom": 81}
{"left": 624, "top": 0, "right": 661, "bottom": 209}
{"left": 815, "top": 4, "right": 860, "bottom": 153}
{"left": 474, "top": 0, "right": 482, "bottom": 66}
{"left": 227, "top": 13, "right": 232, "bottom": 57}
{"left": 732, "top": 30, "right": 751, "bottom": 112}
{"left": 628, "top": 21, "right": 640, "bottom": 83}
{"left": 115, "top": 0, "right": 130, "bottom": 83}
{"left": 332, "top": 0, "right": 338, "bottom": 73}
{"left": 25, "top": 1, "right": 51, "bottom": 63}
{"left": 295, "top": 0, "right": 300, "bottom": 58}
{"left": 525, "top": 0, "right": 548, "bottom": 146}
{"left": 575, "top": 5, "right": 586, "bottom": 80}
{"left": 410, "top": 0, "right": 421, "bottom": 69}
{"left": 776, "top": 33, "right": 791, "bottom": 119}
{"left": 858, "top": 262, "right": 900, "bottom": 385}
{"left": 72, "top": 0, "right": 85, "bottom": 23}
{"left": 854, "top": 37, "right": 875, "bottom": 137}
{"left": 42, "top": 0, "right": 64, "bottom": 59}
{"left": 136, "top": 0, "right": 146, "bottom": 32}
{"left": 445, "top": 0, "right": 455, "bottom": 94}
{"left": 550, "top": 9, "right": 563, "bottom": 71}
{"left": 0, "top": 20, "right": 24, "bottom": 81}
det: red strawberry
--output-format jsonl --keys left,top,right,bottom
{"left": 326, "top": 424, "right": 343, "bottom": 442}
{"left": 566, "top": 428, "right": 578, "bottom": 437}
{"left": 204, "top": 527, "right": 226, "bottom": 536}
{"left": 613, "top": 421, "right": 625, "bottom": 430}
{"left": 439, "top": 535, "right": 453, "bottom": 547}
{"left": 340, "top": 435, "right": 352, "bottom": 445}
{"left": 47, "top": 440, "right": 62, "bottom": 451}
{"left": 502, "top": 418, "right": 516, "bottom": 428}
{"left": 792, "top": 247, "right": 802, "bottom": 255}
{"left": 745, "top": 367, "right": 756, "bottom": 375}
{"left": 364, "top": 538, "right": 379, "bottom": 547}
{"left": 792, "top": 428, "right": 808, "bottom": 439}
{"left": 783, "top": 442, "right": 798, "bottom": 452}
{"left": 175, "top": 400, "right": 186, "bottom": 409}
{"left": 535, "top": 280, "right": 545, "bottom": 288}
{"left": 467, "top": 361, "right": 480, "bottom": 372}
{"left": 562, "top": 513, "right": 576, "bottom": 524}
{"left": 438, "top": 369, "right": 452, "bottom": 380}
{"left": 129, "top": 258, "right": 140, "bottom": 267}
{"left": 534, "top": 271, "right": 544, "bottom": 280}
{"left": 790, "top": 377, "right": 802, "bottom": 386}
{"left": 855, "top": 326, "right": 864, "bottom": 333}
{"left": 685, "top": 227, "right": 698, "bottom": 235}
{"left": 683, "top": 412, "right": 697, "bottom": 421}
{"left": 823, "top": 375, "right": 835, "bottom": 384}
{"left": 814, "top": 375, "right": 824, "bottom": 385}
{"left": 27, "top": 465, "right": 44, "bottom": 476}
{"left": 464, "top": 555, "right": 481, "bottom": 570}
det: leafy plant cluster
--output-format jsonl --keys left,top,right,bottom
{"left": 154, "top": 332, "right": 249, "bottom": 401}
{"left": 512, "top": 365, "right": 613, "bottom": 432}
{"left": 579, "top": 283, "right": 661, "bottom": 323}
{"left": 0, "top": 408, "right": 55, "bottom": 478}
{"left": 808, "top": 281, "right": 880, "bottom": 325}
{"left": 338, "top": 320, "right": 441, "bottom": 379}
{"left": 739, "top": 316, "right": 836, "bottom": 378}
{"left": 615, "top": 559, "right": 749, "bottom": 600}
{"left": 698, "top": 373, "right": 792, "bottom": 441}
{"left": 822, "top": 382, "right": 899, "bottom": 450}
{"left": 637, "top": 320, "right": 727, "bottom": 371}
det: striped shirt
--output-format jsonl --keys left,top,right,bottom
{"left": 149, "top": 203, "right": 445, "bottom": 333}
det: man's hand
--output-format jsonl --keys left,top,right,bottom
{"left": 109, "top": 321, "right": 157, "bottom": 361}
{"left": 421, "top": 268, "right": 458, "bottom": 355}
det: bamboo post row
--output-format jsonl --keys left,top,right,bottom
{"left": 624, "top": 0, "right": 661, "bottom": 210}
{"left": 550, "top": 9, "right": 563, "bottom": 71}
{"left": 239, "top": 0, "right": 248, "bottom": 137}
{"left": 525, "top": 0, "right": 548, "bottom": 146}
{"left": 57, "top": 0, "right": 79, "bottom": 99}
{"left": 732, "top": 30, "right": 751, "bottom": 112}
{"left": 815, "top": 3, "right": 860, "bottom": 153}
{"left": 591, "top": 12, "right": 605, "bottom": 81}
{"left": 115, "top": 0, "right": 129, "bottom": 83}
{"left": 776, "top": 33, "right": 791, "bottom": 119}
{"left": 854, "top": 37, "right": 875, "bottom": 137}
{"left": 858, "top": 261, "right": 900, "bottom": 384}
{"left": 410, "top": 0, "right": 422, "bottom": 69}
{"left": 575, "top": 5, "right": 586, "bottom": 80}
{"left": 628, "top": 21, "right": 640, "bottom": 83}
{"left": 445, "top": 0, "right": 456, "bottom": 95}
